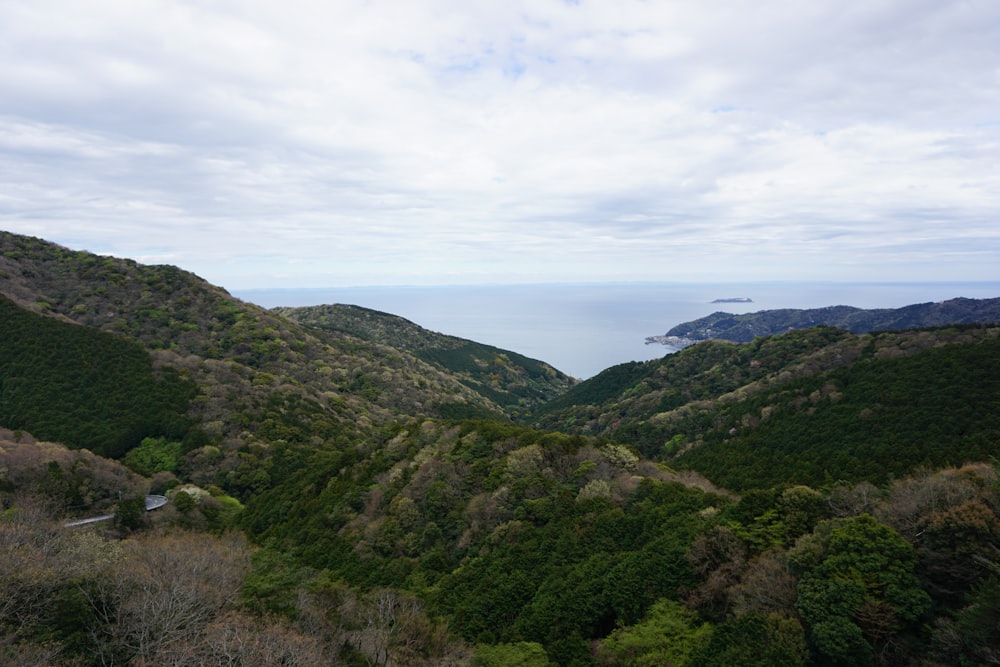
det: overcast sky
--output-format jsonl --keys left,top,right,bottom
{"left": 1, "top": 1, "right": 998, "bottom": 289}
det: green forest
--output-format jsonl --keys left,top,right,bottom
{"left": 2, "top": 231, "right": 999, "bottom": 666}
{"left": 0, "top": 295, "right": 198, "bottom": 458}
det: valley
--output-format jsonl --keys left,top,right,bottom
{"left": 2, "top": 230, "right": 999, "bottom": 666}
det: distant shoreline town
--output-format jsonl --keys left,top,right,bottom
{"left": 711, "top": 297, "right": 753, "bottom": 303}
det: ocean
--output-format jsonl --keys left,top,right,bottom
{"left": 234, "top": 282, "right": 1000, "bottom": 379}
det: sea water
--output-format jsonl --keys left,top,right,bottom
{"left": 234, "top": 282, "right": 1000, "bottom": 379}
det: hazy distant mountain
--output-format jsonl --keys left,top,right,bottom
{"left": 657, "top": 297, "right": 1000, "bottom": 343}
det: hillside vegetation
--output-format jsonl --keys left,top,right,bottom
{"left": 275, "top": 304, "right": 574, "bottom": 418}
{"left": 1, "top": 232, "right": 529, "bottom": 498}
{"left": 533, "top": 325, "right": 1000, "bottom": 489}
{"left": 0, "top": 295, "right": 198, "bottom": 458}
{"left": 2, "top": 231, "right": 999, "bottom": 666}
{"left": 1, "top": 232, "right": 510, "bottom": 433}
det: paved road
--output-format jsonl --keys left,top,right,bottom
{"left": 64, "top": 495, "right": 169, "bottom": 527}
{"left": 144, "top": 495, "right": 167, "bottom": 510}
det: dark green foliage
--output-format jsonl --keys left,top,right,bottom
{"left": 172, "top": 490, "right": 197, "bottom": 513}
{"left": 114, "top": 495, "right": 147, "bottom": 531}
{"left": 944, "top": 574, "right": 1000, "bottom": 665}
{"left": 534, "top": 322, "right": 1000, "bottom": 490}
{"left": 7, "top": 230, "right": 1000, "bottom": 665}
{"left": 239, "top": 419, "right": 719, "bottom": 661}
{"left": 240, "top": 547, "right": 317, "bottom": 617}
{"left": 431, "top": 479, "right": 709, "bottom": 654}
{"left": 533, "top": 327, "right": 854, "bottom": 456}
{"left": 436, "top": 401, "right": 504, "bottom": 420}
{"left": 534, "top": 360, "right": 655, "bottom": 416}
{"left": 0, "top": 296, "right": 197, "bottom": 457}
{"left": 689, "top": 612, "right": 808, "bottom": 667}
{"left": 676, "top": 331, "right": 1000, "bottom": 489}
{"left": 794, "top": 515, "right": 931, "bottom": 665}
{"left": 1, "top": 231, "right": 509, "bottom": 452}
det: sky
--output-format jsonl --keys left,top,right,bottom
{"left": 1, "top": 0, "right": 998, "bottom": 289}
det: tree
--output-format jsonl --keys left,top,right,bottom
{"left": 352, "top": 588, "right": 430, "bottom": 667}
{"left": 730, "top": 549, "right": 799, "bottom": 618}
{"left": 472, "top": 642, "right": 552, "bottom": 667}
{"left": 114, "top": 495, "right": 147, "bottom": 532}
{"left": 123, "top": 437, "right": 182, "bottom": 477}
{"left": 1, "top": 495, "right": 123, "bottom": 664}
{"left": 145, "top": 610, "right": 328, "bottom": 667}
{"left": 689, "top": 612, "right": 808, "bottom": 667}
{"left": 685, "top": 525, "right": 747, "bottom": 621}
{"left": 795, "top": 515, "right": 931, "bottom": 665}
{"left": 917, "top": 499, "right": 1000, "bottom": 606}
{"left": 597, "top": 598, "right": 712, "bottom": 666}
{"left": 83, "top": 531, "right": 250, "bottom": 664}
{"left": 947, "top": 573, "right": 1000, "bottom": 665}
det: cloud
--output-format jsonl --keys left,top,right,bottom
{"left": 0, "top": 0, "right": 998, "bottom": 287}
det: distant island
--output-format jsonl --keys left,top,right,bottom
{"left": 711, "top": 297, "right": 752, "bottom": 303}
{"left": 649, "top": 296, "right": 1000, "bottom": 346}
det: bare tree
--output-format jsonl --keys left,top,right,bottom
{"left": 0, "top": 635, "right": 66, "bottom": 667}
{"left": 731, "top": 550, "right": 799, "bottom": 618}
{"left": 353, "top": 589, "right": 427, "bottom": 667}
{"left": 83, "top": 531, "right": 250, "bottom": 665}
{"left": 142, "top": 610, "right": 329, "bottom": 667}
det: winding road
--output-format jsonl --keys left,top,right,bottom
{"left": 64, "top": 495, "right": 168, "bottom": 527}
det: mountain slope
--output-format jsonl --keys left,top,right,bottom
{"left": 0, "top": 232, "right": 509, "bottom": 465}
{"left": 239, "top": 417, "right": 728, "bottom": 664}
{"left": 660, "top": 296, "right": 1000, "bottom": 343}
{"left": 274, "top": 304, "right": 575, "bottom": 418}
{"left": 533, "top": 325, "right": 1000, "bottom": 489}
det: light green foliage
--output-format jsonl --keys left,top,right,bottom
{"left": 206, "top": 493, "right": 244, "bottom": 528}
{"left": 123, "top": 437, "right": 182, "bottom": 476}
{"left": 577, "top": 479, "right": 612, "bottom": 501}
{"left": 598, "top": 598, "right": 712, "bottom": 666}
{"left": 664, "top": 433, "right": 685, "bottom": 457}
{"left": 601, "top": 443, "right": 639, "bottom": 471}
{"left": 8, "top": 231, "right": 1000, "bottom": 665}
{"left": 536, "top": 323, "right": 1000, "bottom": 491}
{"left": 472, "top": 642, "right": 552, "bottom": 666}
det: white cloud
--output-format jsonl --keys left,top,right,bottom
{"left": 0, "top": 0, "right": 998, "bottom": 287}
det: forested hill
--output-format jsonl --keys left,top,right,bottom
{"left": 275, "top": 304, "right": 574, "bottom": 418}
{"left": 661, "top": 296, "right": 1000, "bottom": 343}
{"left": 0, "top": 232, "right": 514, "bottom": 456}
{"left": 532, "top": 325, "right": 1000, "bottom": 489}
